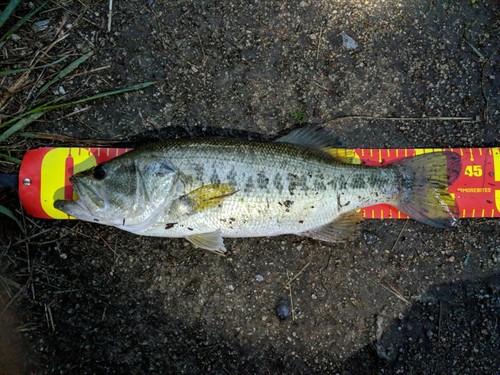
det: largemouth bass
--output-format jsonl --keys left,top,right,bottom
{"left": 54, "top": 127, "right": 460, "bottom": 253}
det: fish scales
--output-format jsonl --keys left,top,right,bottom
{"left": 141, "top": 138, "right": 398, "bottom": 238}
{"left": 54, "top": 127, "right": 460, "bottom": 252}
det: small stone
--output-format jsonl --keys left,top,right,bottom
{"left": 58, "top": 86, "right": 66, "bottom": 95}
{"left": 363, "top": 231, "right": 379, "bottom": 245}
{"left": 255, "top": 274, "right": 264, "bottom": 282}
{"left": 60, "top": 253, "right": 67, "bottom": 259}
{"left": 32, "top": 19, "right": 51, "bottom": 33}
{"left": 341, "top": 31, "right": 358, "bottom": 49}
{"left": 11, "top": 33, "right": 21, "bottom": 42}
{"left": 276, "top": 298, "right": 291, "bottom": 320}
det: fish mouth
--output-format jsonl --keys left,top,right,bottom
{"left": 54, "top": 177, "right": 105, "bottom": 221}
{"left": 54, "top": 198, "right": 87, "bottom": 218}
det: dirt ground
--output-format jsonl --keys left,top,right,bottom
{"left": 1, "top": 0, "right": 499, "bottom": 373}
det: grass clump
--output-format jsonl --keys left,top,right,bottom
{"left": 289, "top": 105, "right": 307, "bottom": 123}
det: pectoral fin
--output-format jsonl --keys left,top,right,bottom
{"left": 300, "top": 211, "right": 362, "bottom": 242}
{"left": 184, "top": 183, "right": 238, "bottom": 213}
{"left": 186, "top": 230, "right": 226, "bottom": 254}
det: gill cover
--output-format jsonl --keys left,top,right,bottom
{"left": 54, "top": 154, "right": 179, "bottom": 231}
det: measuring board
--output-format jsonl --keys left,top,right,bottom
{"left": 18, "top": 147, "right": 500, "bottom": 220}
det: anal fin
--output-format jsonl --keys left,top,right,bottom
{"left": 300, "top": 211, "right": 362, "bottom": 243}
{"left": 186, "top": 229, "right": 227, "bottom": 255}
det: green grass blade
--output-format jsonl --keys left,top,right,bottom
{"left": 0, "top": 2, "right": 46, "bottom": 44}
{"left": 0, "top": 153, "right": 22, "bottom": 164}
{"left": 0, "top": 112, "right": 44, "bottom": 142}
{"left": 0, "top": 56, "right": 69, "bottom": 77}
{"left": 0, "top": 81, "right": 154, "bottom": 136}
{"left": 16, "top": 132, "right": 37, "bottom": 138}
{"left": 0, "top": 104, "right": 52, "bottom": 128}
{"left": 36, "top": 81, "right": 156, "bottom": 112}
{"left": 35, "top": 51, "right": 93, "bottom": 98}
{"left": 0, "top": 205, "right": 23, "bottom": 231}
{"left": 0, "top": 0, "right": 21, "bottom": 29}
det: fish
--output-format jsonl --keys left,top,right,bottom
{"left": 54, "top": 127, "right": 461, "bottom": 254}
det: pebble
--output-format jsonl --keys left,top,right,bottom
{"left": 32, "top": 19, "right": 51, "bottom": 33}
{"left": 341, "top": 31, "right": 358, "bottom": 49}
{"left": 276, "top": 298, "right": 291, "bottom": 320}
{"left": 255, "top": 274, "right": 264, "bottom": 282}
{"left": 363, "top": 231, "right": 379, "bottom": 245}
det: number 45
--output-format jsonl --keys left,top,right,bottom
{"left": 464, "top": 165, "right": 483, "bottom": 177}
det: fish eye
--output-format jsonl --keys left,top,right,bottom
{"left": 92, "top": 165, "right": 106, "bottom": 180}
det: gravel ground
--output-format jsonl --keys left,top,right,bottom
{"left": 1, "top": 0, "right": 499, "bottom": 374}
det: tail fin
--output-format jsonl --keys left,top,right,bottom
{"left": 393, "top": 152, "right": 461, "bottom": 228}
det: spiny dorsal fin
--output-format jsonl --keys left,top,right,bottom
{"left": 275, "top": 126, "right": 340, "bottom": 150}
{"left": 186, "top": 230, "right": 226, "bottom": 254}
{"left": 184, "top": 183, "right": 238, "bottom": 212}
{"left": 300, "top": 210, "right": 363, "bottom": 242}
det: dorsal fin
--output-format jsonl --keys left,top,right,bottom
{"left": 275, "top": 126, "right": 340, "bottom": 149}
{"left": 321, "top": 148, "right": 362, "bottom": 165}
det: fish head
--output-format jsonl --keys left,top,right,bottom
{"left": 54, "top": 153, "right": 179, "bottom": 227}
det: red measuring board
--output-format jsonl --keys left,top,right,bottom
{"left": 327, "top": 147, "right": 500, "bottom": 220}
{"left": 18, "top": 147, "right": 500, "bottom": 220}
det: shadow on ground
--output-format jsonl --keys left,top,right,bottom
{"left": 345, "top": 273, "right": 499, "bottom": 374}
{"left": 4, "top": 267, "right": 496, "bottom": 374}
